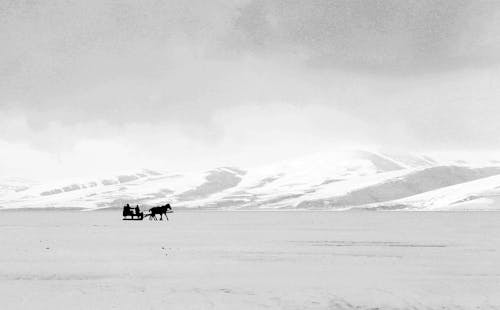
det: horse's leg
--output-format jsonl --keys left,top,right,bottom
{"left": 165, "top": 213, "right": 169, "bottom": 221}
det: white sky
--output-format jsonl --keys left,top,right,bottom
{"left": 1, "top": 0, "right": 500, "bottom": 180}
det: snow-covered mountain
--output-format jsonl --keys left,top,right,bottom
{"left": 0, "top": 178, "right": 37, "bottom": 197}
{"left": 2, "top": 150, "right": 500, "bottom": 211}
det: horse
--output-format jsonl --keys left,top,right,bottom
{"left": 148, "top": 204, "right": 172, "bottom": 221}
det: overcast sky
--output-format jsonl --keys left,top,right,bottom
{"left": 2, "top": 0, "right": 500, "bottom": 180}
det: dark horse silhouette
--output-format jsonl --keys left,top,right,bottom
{"left": 148, "top": 204, "right": 172, "bottom": 221}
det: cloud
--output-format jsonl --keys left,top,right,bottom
{"left": 229, "top": 0, "right": 500, "bottom": 74}
{"left": 1, "top": 0, "right": 500, "bottom": 179}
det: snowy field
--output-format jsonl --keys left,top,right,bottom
{"left": 1, "top": 210, "right": 500, "bottom": 309}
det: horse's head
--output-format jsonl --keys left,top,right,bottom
{"left": 165, "top": 204, "right": 172, "bottom": 210}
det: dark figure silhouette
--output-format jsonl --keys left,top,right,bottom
{"left": 123, "top": 204, "right": 131, "bottom": 217}
{"left": 148, "top": 204, "right": 172, "bottom": 221}
{"left": 135, "top": 205, "right": 143, "bottom": 217}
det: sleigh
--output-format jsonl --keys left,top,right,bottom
{"left": 122, "top": 208, "right": 144, "bottom": 220}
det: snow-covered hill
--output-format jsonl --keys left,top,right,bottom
{"left": 1, "top": 150, "right": 500, "bottom": 210}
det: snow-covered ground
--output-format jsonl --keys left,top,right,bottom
{"left": 1, "top": 210, "right": 499, "bottom": 309}
{"left": 2, "top": 150, "right": 500, "bottom": 211}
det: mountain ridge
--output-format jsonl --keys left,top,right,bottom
{"left": 2, "top": 150, "right": 500, "bottom": 211}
